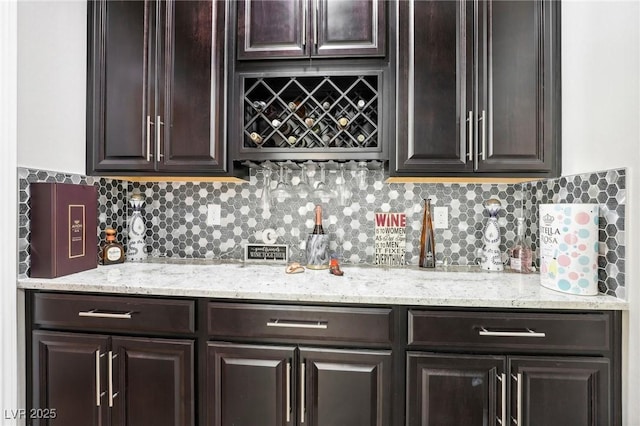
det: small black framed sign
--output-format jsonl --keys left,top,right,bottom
{"left": 244, "top": 244, "right": 289, "bottom": 263}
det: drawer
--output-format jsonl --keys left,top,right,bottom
{"left": 408, "top": 310, "right": 612, "bottom": 353}
{"left": 33, "top": 293, "right": 195, "bottom": 334}
{"left": 208, "top": 302, "right": 393, "bottom": 345}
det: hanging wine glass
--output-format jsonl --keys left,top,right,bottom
{"left": 312, "top": 164, "right": 336, "bottom": 200}
{"left": 271, "top": 164, "right": 292, "bottom": 201}
{"left": 356, "top": 161, "right": 368, "bottom": 190}
{"left": 260, "top": 168, "right": 272, "bottom": 213}
{"left": 336, "top": 163, "right": 351, "bottom": 206}
{"left": 296, "top": 162, "right": 313, "bottom": 197}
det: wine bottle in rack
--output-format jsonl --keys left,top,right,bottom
{"left": 252, "top": 100, "right": 267, "bottom": 111}
{"left": 249, "top": 132, "right": 263, "bottom": 145}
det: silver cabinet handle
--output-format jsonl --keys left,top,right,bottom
{"left": 79, "top": 310, "right": 133, "bottom": 320}
{"left": 146, "top": 115, "right": 154, "bottom": 161}
{"left": 266, "top": 319, "right": 328, "bottom": 329}
{"left": 108, "top": 351, "right": 114, "bottom": 407}
{"left": 95, "top": 350, "right": 101, "bottom": 407}
{"left": 479, "top": 110, "right": 486, "bottom": 160}
{"left": 497, "top": 372, "right": 506, "bottom": 425}
{"left": 467, "top": 111, "right": 473, "bottom": 160}
{"left": 510, "top": 373, "right": 522, "bottom": 425}
{"left": 300, "top": 362, "right": 306, "bottom": 423}
{"left": 156, "top": 115, "right": 164, "bottom": 159}
{"left": 478, "top": 327, "right": 546, "bottom": 338}
{"left": 302, "top": 1, "right": 306, "bottom": 49}
{"left": 313, "top": 0, "right": 318, "bottom": 48}
{"left": 286, "top": 361, "right": 291, "bottom": 423}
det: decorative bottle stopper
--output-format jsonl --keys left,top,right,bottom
{"left": 127, "top": 193, "right": 146, "bottom": 262}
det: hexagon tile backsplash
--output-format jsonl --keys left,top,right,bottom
{"left": 17, "top": 167, "right": 626, "bottom": 299}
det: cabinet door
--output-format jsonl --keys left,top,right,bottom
{"left": 158, "top": 0, "right": 227, "bottom": 173}
{"left": 300, "top": 347, "right": 392, "bottom": 426}
{"left": 87, "top": 0, "right": 156, "bottom": 172}
{"left": 406, "top": 352, "right": 506, "bottom": 426}
{"left": 207, "top": 342, "right": 296, "bottom": 426}
{"left": 475, "top": 0, "right": 559, "bottom": 173}
{"left": 32, "top": 331, "right": 109, "bottom": 426}
{"left": 314, "top": 0, "right": 386, "bottom": 57}
{"left": 110, "top": 337, "right": 194, "bottom": 426}
{"left": 509, "top": 357, "right": 610, "bottom": 426}
{"left": 394, "top": 0, "right": 474, "bottom": 175}
{"left": 237, "top": 0, "right": 308, "bottom": 59}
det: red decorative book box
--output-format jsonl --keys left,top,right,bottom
{"left": 30, "top": 183, "right": 98, "bottom": 278}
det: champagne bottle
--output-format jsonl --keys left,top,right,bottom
{"left": 419, "top": 199, "right": 436, "bottom": 268}
{"left": 312, "top": 204, "right": 325, "bottom": 235}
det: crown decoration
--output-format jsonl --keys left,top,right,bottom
{"left": 542, "top": 213, "right": 555, "bottom": 225}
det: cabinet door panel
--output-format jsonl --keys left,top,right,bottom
{"left": 315, "top": 0, "right": 385, "bottom": 57}
{"left": 394, "top": 0, "right": 473, "bottom": 174}
{"left": 301, "top": 347, "right": 391, "bottom": 426}
{"left": 237, "top": 0, "right": 307, "bottom": 59}
{"left": 477, "top": 0, "right": 555, "bottom": 172}
{"left": 407, "top": 352, "right": 505, "bottom": 426}
{"left": 510, "top": 357, "right": 610, "bottom": 426}
{"left": 207, "top": 342, "right": 295, "bottom": 426}
{"left": 89, "top": 0, "right": 155, "bottom": 172}
{"left": 161, "top": 0, "right": 226, "bottom": 172}
{"left": 111, "top": 337, "right": 194, "bottom": 426}
{"left": 32, "top": 331, "right": 109, "bottom": 426}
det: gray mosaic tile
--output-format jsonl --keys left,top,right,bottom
{"left": 16, "top": 165, "right": 626, "bottom": 299}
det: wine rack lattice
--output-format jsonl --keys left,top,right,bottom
{"left": 242, "top": 74, "right": 380, "bottom": 150}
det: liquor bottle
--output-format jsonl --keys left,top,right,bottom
{"left": 419, "top": 199, "right": 436, "bottom": 268}
{"left": 356, "top": 99, "right": 366, "bottom": 109}
{"left": 510, "top": 218, "right": 533, "bottom": 273}
{"left": 101, "top": 228, "right": 125, "bottom": 265}
{"left": 312, "top": 204, "right": 325, "bottom": 234}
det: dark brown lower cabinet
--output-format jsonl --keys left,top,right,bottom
{"left": 31, "top": 331, "right": 194, "bottom": 426}
{"left": 407, "top": 353, "right": 610, "bottom": 426}
{"left": 111, "top": 337, "right": 194, "bottom": 426}
{"left": 32, "top": 331, "right": 109, "bottom": 426}
{"left": 207, "top": 342, "right": 391, "bottom": 426}
{"left": 509, "top": 357, "right": 610, "bottom": 426}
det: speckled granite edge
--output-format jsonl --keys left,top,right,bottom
{"left": 17, "top": 263, "right": 628, "bottom": 311}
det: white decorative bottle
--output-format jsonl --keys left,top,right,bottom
{"left": 127, "top": 193, "right": 146, "bottom": 261}
{"left": 479, "top": 199, "right": 504, "bottom": 272}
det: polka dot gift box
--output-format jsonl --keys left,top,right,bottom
{"left": 539, "top": 204, "right": 599, "bottom": 295}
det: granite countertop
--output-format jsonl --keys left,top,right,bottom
{"left": 17, "top": 260, "right": 628, "bottom": 310}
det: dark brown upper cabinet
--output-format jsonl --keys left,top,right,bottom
{"left": 237, "top": 0, "right": 386, "bottom": 60}
{"left": 393, "top": 0, "right": 561, "bottom": 177}
{"left": 86, "top": 0, "right": 229, "bottom": 176}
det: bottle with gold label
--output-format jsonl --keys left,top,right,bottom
{"left": 101, "top": 228, "right": 125, "bottom": 265}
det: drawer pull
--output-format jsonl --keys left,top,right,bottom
{"left": 478, "top": 327, "right": 545, "bottom": 338}
{"left": 79, "top": 309, "right": 133, "bottom": 320}
{"left": 266, "top": 319, "right": 328, "bottom": 329}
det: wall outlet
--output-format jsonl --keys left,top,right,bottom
{"left": 207, "top": 204, "right": 221, "bottom": 226}
{"left": 433, "top": 206, "right": 448, "bottom": 229}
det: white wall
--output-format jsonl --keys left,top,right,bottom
{"left": 1, "top": 1, "right": 18, "bottom": 424}
{"left": 562, "top": 1, "right": 640, "bottom": 424}
{"left": 17, "top": 0, "right": 86, "bottom": 175}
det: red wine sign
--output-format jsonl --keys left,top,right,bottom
{"left": 374, "top": 212, "right": 407, "bottom": 266}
